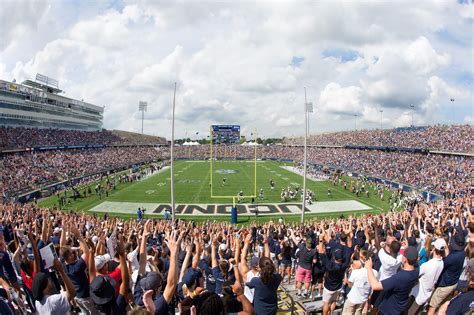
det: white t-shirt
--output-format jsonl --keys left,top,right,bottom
{"left": 347, "top": 268, "right": 379, "bottom": 304}
{"left": 244, "top": 269, "right": 259, "bottom": 303}
{"left": 378, "top": 249, "right": 402, "bottom": 281}
{"left": 35, "top": 292, "right": 71, "bottom": 315}
{"left": 410, "top": 257, "right": 444, "bottom": 305}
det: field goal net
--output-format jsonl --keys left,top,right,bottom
{"left": 209, "top": 125, "right": 257, "bottom": 204}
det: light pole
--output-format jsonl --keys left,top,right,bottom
{"left": 354, "top": 114, "right": 358, "bottom": 130}
{"left": 301, "top": 88, "right": 313, "bottom": 224}
{"left": 170, "top": 83, "right": 177, "bottom": 221}
{"left": 410, "top": 104, "right": 415, "bottom": 127}
{"left": 379, "top": 109, "right": 383, "bottom": 130}
{"left": 138, "top": 101, "right": 148, "bottom": 134}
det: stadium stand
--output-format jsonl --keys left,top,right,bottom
{"left": 285, "top": 124, "right": 473, "bottom": 153}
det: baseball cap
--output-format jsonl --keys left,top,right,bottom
{"left": 140, "top": 272, "right": 163, "bottom": 291}
{"left": 182, "top": 269, "right": 199, "bottom": 288}
{"left": 250, "top": 256, "right": 259, "bottom": 268}
{"left": 451, "top": 233, "right": 466, "bottom": 251}
{"left": 306, "top": 238, "right": 313, "bottom": 247}
{"left": 433, "top": 238, "right": 447, "bottom": 251}
{"left": 31, "top": 272, "right": 49, "bottom": 301}
{"left": 403, "top": 246, "right": 418, "bottom": 262}
{"left": 53, "top": 227, "right": 61, "bottom": 234}
{"left": 407, "top": 237, "right": 417, "bottom": 247}
{"left": 90, "top": 276, "right": 116, "bottom": 305}
{"left": 94, "top": 254, "right": 110, "bottom": 270}
{"left": 334, "top": 249, "right": 344, "bottom": 261}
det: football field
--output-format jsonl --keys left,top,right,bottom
{"left": 40, "top": 160, "right": 392, "bottom": 221}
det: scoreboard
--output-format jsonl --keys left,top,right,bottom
{"left": 212, "top": 125, "right": 240, "bottom": 144}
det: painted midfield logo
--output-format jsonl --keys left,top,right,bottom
{"left": 216, "top": 169, "right": 239, "bottom": 174}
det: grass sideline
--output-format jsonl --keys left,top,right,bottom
{"left": 39, "top": 160, "right": 393, "bottom": 222}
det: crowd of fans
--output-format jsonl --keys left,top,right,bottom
{"left": 0, "top": 127, "right": 166, "bottom": 151}
{"left": 0, "top": 182, "right": 471, "bottom": 315}
{"left": 0, "top": 147, "right": 169, "bottom": 196}
{"left": 285, "top": 125, "right": 472, "bottom": 153}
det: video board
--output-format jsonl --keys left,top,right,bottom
{"left": 211, "top": 125, "right": 240, "bottom": 144}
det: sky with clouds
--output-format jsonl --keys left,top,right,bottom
{"left": 0, "top": 0, "right": 472, "bottom": 139}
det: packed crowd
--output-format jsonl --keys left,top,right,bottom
{"left": 285, "top": 125, "right": 472, "bottom": 153}
{"left": 0, "top": 127, "right": 166, "bottom": 151}
{"left": 0, "top": 181, "right": 471, "bottom": 315}
{"left": 0, "top": 147, "right": 169, "bottom": 196}
{"left": 176, "top": 145, "right": 472, "bottom": 194}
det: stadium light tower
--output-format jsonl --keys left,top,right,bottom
{"left": 353, "top": 114, "right": 358, "bottom": 130}
{"left": 301, "top": 88, "right": 313, "bottom": 224}
{"left": 138, "top": 101, "right": 148, "bottom": 134}
{"left": 450, "top": 98, "right": 455, "bottom": 123}
{"left": 410, "top": 104, "right": 415, "bottom": 127}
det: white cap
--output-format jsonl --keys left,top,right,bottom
{"left": 92, "top": 235, "right": 99, "bottom": 243}
{"left": 95, "top": 254, "right": 111, "bottom": 270}
{"left": 433, "top": 238, "right": 447, "bottom": 251}
{"left": 53, "top": 227, "right": 62, "bottom": 234}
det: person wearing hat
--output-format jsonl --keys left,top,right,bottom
{"left": 319, "top": 240, "right": 349, "bottom": 315}
{"left": 289, "top": 229, "right": 317, "bottom": 299}
{"left": 407, "top": 238, "right": 446, "bottom": 314}
{"left": 89, "top": 234, "right": 129, "bottom": 315}
{"left": 427, "top": 233, "right": 466, "bottom": 315}
{"left": 365, "top": 246, "right": 420, "bottom": 315}
{"left": 32, "top": 258, "right": 76, "bottom": 315}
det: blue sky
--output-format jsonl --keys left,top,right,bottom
{"left": 0, "top": 0, "right": 472, "bottom": 138}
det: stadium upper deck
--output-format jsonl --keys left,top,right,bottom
{"left": 0, "top": 76, "right": 103, "bottom": 131}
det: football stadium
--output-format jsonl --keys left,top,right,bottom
{"left": 0, "top": 1, "right": 473, "bottom": 315}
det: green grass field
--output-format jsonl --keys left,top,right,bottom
{"left": 39, "top": 160, "right": 393, "bottom": 222}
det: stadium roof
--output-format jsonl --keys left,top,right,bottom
{"left": 22, "top": 79, "right": 62, "bottom": 94}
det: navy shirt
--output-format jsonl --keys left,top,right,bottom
{"left": 212, "top": 266, "right": 225, "bottom": 295}
{"left": 438, "top": 250, "right": 466, "bottom": 287}
{"left": 446, "top": 290, "right": 474, "bottom": 315}
{"left": 247, "top": 273, "right": 282, "bottom": 315}
{"left": 379, "top": 268, "right": 419, "bottom": 315}
{"left": 320, "top": 255, "right": 347, "bottom": 291}
{"left": 65, "top": 258, "right": 89, "bottom": 298}
{"left": 153, "top": 294, "right": 170, "bottom": 315}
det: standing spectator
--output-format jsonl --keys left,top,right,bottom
{"left": 407, "top": 238, "right": 446, "bottom": 314}
{"left": 428, "top": 233, "right": 466, "bottom": 315}
{"left": 342, "top": 250, "right": 378, "bottom": 315}
{"left": 365, "top": 246, "right": 419, "bottom": 315}
{"left": 32, "top": 258, "right": 76, "bottom": 315}
{"left": 290, "top": 229, "right": 316, "bottom": 298}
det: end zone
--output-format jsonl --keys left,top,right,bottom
{"left": 89, "top": 200, "right": 372, "bottom": 216}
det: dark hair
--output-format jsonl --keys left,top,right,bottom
{"left": 199, "top": 291, "right": 224, "bottom": 315}
{"left": 340, "top": 232, "right": 348, "bottom": 243}
{"left": 259, "top": 257, "right": 275, "bottom": 285}
{"left": 390, "top": 241, "right": 401, "bottom": 255}
{"left": 219, "top": 260, "right": 230, "bottom": 281}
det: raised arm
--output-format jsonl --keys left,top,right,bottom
{"left": 240, "top": 233, "right": 251, "bottom": 278}
{"left": 211, "top": 233, "right": 218, "bottom": 269}
{"left": 365, "top": 257, "right": 383, "bottom": 291}
{"left": 53, "top": 258, "right": 76, "bottom": 302}
{"left": 163, "top": 229, "right": 185, "bottom": 303}
{"left": 71, "top": 225, "right": 90, "bottom": 265}
{"left": 116, "top": 236, "right": 129, "bottom": 296}
{"left": 138, "top": 220, "right": 152, "bottom": 277}
{"left": 27, "top": 231, "right": 40, "bottom": 274}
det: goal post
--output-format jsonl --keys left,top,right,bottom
{"left": 209, "top": 125, "right": 257, "bottom": 206}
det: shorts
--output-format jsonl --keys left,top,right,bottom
{"left": 429, "top": 284, "right": 457, "bottom": 309}
{"left": 281, "top": 257, "right": 291, "bottom": 267}
{"left": 323, "top": 287, "right": 341, "bottom": 304}
{"left": 311, "top": 270, "right": 324, "bottom": 285}
{"left": 295, "top": 266, "right": 312, "bottom": 283}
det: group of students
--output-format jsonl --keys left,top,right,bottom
{"left": 0, "top": 186, "right": 471, "bottom": 315}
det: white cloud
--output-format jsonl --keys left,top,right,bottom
{"left": 0, "top": 1, "right": 472, "bottom": 138}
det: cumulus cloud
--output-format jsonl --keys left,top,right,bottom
{"left": 0, "top": 1, "right": 471, "bottom": 138}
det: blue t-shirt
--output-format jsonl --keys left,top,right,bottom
{"left": 438, "top": 250, "right": 466, "bottom": 287}
{"left": 199, "top": 259, "right": 215, "bottom": 292}
{"left": 211, "top": 266, "right": 225, "bottom": 295}
{"left": 65, "top": 258, "right": 89, "bottom": 298}
{"left": 247, "top": 273, "right": 282, "bottom": 315}
{"left": 379, "top": 268, "right": 419, "bottom": 315}
{"left": 418, "top": 247, "right": 428, "bottom": 266}
{"left": 153, "top": 294, "right": 170, "bottom": 315}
